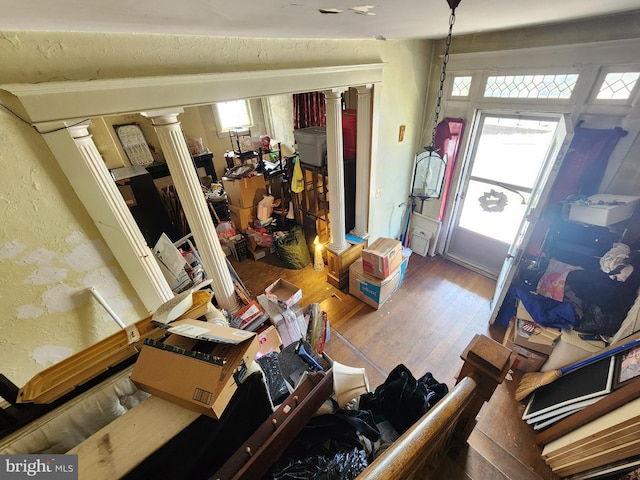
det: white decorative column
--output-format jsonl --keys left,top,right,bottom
{"left": 68, "top": 121, "right": 174, "bottom": 310}
{"left": 351, "top": 85, "right": 373, "bottom": 239}
{"left": 324, "top": 89, "right": 349, "bottom": 254}
{"left": 142, "top": 109, "right": 240, "bottom": 312}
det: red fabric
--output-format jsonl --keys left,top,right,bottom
{"left": 293, "top": 92, "right": 326, "bottom": 129}
{"left": 526, "top": 123, "right": 628, "bottom": 257}
{"left": 434, "top": 118, "right": 466, "bottom": 222}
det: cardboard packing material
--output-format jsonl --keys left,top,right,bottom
{"left": 222, "top": 174, "right": 267, "bottom": 208}
{"left": 349, "top": 257, "right": 408, "bottom": 310}
{"left": 265, "top": 278, "right": 302, "bottom": 309}
{"left": 514, "top": 301, "right": 561, "bottom": 355}
{"left": 361, "top": 237, "right": 404, "bottom": 279}
{"left": 502, "top": 319, "right": 548, "bottom": 372}
{"left": 130, "top": 319, "right": 259, "bottom": 419}
{"left": 229, "top": 204, "right": 254, "bottom": 232}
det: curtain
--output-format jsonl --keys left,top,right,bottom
{"left": 526, "top": 122, "right": 628, "bottom": 256}
{"left": 434, "top": 117, "right": 466, "bottom": 222}
{"left": 293, "top": 92, "right": 326, "bottom": 129}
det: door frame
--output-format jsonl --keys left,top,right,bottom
{"left": 443, "top": 109, "right": 565, "bottom": 278}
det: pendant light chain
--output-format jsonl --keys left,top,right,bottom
{"left": 430, "top": 9, "right": 456, "bottom": 151}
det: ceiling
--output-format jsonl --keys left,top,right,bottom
{"left": 1, "top": 0, "right": 640, "bottom": 41}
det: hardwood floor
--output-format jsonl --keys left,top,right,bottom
{"left": 229, "top": 251, "right": 558, "bottom": 479}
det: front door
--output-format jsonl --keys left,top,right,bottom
{"left": 444, "top": 111, "right": 564, "bottom": 277}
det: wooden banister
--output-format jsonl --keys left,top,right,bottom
{"left": 357, "top": 334, "right": 513, "bottom": 479}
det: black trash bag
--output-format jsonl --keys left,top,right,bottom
{"left": 359, "top": 364, "right": 449, "bottom": 435}
{"left": 274, "top": 225, "right": 311, "bottom": 269}
{"left": 256, "top": 351, "right": 290, "bottom": 406}
{"left": 265, "top": 412, "right": 379, "bottom": 480}
{"left": 574, "top": 303, "right": 627, "bottom": 337}
{"left": 271, "top": 448, "right": 368, "bottom": 480}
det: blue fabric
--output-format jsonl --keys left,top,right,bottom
{"left": 497, "top": 284, "right": 578, "bottom": 329}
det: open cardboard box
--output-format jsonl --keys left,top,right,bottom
{"left": 130, "top": 318, "right": 259, "bottom": 419}
{"left": 265, "top": 278, "right": 302, "bottom": 308}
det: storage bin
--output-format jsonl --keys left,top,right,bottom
{"left": 294, "top": 127, "right": 327, "bottom": 167}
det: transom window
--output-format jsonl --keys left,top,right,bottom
{"left": 484, "top": 74, "right": 579, "bottom": 99}
{"left": 596, "top": 72, "right": 640, "bottom": 100}
{"left": 451, "top": 76, "right": 472, "bottom": 97}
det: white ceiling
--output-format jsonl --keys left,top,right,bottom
{"left": 1, "top": 0, "right": 640, "bottom": 40}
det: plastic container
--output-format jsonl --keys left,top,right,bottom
{"left": 294, "top": 126, "right": 327, "bottom": 167}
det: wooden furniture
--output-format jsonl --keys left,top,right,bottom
{"left": 30, "top": 333, "right": 511, "bottom": 480}
{"left": 326, "top": 242, "right": 366, "bottom": 289}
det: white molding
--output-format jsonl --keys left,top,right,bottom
{"left": 0, "top": 64, "right": 383, "bottom": 309}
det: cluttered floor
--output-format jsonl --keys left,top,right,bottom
{"left": 229, "top": 251, "right": 557, "bottom": 480}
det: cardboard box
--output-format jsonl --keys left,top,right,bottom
{"left": 514, "top": 301, "right": 561, "bottom": 355}
{"left": 222, "top": 174, "right": 267, "bottom": 208}
{"left": 568, "top": 194, "right": 640, "bottom": 227}
{"left": 349, "top": 257, "right": 408, "bottom": 309}
{"left": 361, "top": 237, "right": 404, "bottom": 279}
{"left": 229, "top": 204, "right": 254, "bottom": 232}
{"left": 265, "top": 278, "right": 302, "bottom": 308}
{"left": 130, "top": 319, "right": 259, "bottom": 419}
{"left": 257, "top": 324, "right": 283, "bottom": 356}
{"left": 502, "top": 320, "right": 548, "bottom": 372}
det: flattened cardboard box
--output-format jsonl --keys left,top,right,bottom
{"left": 131, "top": 319, "right": 258, "bottom": 419}
{"left": 361, "top": 237, "right": 403, "bottom": 279}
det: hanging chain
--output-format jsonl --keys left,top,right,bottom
{"left": 429, "top": 9, "right": 456, "bottom": 151}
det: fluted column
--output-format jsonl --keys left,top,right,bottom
{"left": 68, "top": 121, "right": 173, "bottom": 310}
{"left": 324, "top": 89, "right": 349, "bottom": 254}
{"left": 142, "top": 109, "right": 240, "bottom": 312}
{"left": 351, "top": 85, "right": 373, "bottom": 239}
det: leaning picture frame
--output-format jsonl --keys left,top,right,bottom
{"left": 616, "top": 345, "right": 640, "bottom": 386}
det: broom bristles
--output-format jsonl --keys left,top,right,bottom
{"left": 514, "top": 369, "right": 562, "bottom": 402}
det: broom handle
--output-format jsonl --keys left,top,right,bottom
{"left": 560, "top": 337, "right": 640, "bottom": 375}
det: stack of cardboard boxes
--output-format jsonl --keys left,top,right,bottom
{"left": 222, "top": 174, "right": 268, "bottom": 260}
{"left": 502, "top": 301, "right": 562, "bottom": 372}
{"left": 349, "top": 237, "right": 409, "bottom": 309}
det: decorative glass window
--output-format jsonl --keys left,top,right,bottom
{"left": 596, "top": 72, "right": 640, "bottom": 100}
{"left": 484, "top": 74, "right": 578, "bottom": 99}
{"left": 451, "top": 76, "right": 472, "bottom": 97}
{"left": 214, "top": 100, "right": 252, "bottom": 131}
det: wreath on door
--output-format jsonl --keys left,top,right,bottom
{"left": 478, "top": 189, "right": 508, "bottom": 212}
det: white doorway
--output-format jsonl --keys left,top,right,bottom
{"left": 444, "top": 111, "right": 562, "bottom": 277}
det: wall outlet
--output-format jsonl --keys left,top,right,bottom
{"left": 375, "top": 188, "right": 383, "bottom": 198}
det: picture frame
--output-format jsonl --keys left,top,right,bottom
{"left": 616, "top": 345, "right": 640, "bottom": 386}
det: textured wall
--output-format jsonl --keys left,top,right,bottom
{"left": 0, "top": 31, "right": 430, "bottom": 387}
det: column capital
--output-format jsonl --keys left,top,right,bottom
{"left": 67, "top": 120, "right": 92, "bottom": 139}
{"left": 140, "top": 108, "right": 185, "bottom": 126}
{"left": 323, "top": 88, "right": 346, "bottom": 99}
{"left": 355, "top": 85, "right": 373, "bottom": 94}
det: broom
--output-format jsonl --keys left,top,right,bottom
{"left": 514, "top": 336, "right": 640, "bottom": 401}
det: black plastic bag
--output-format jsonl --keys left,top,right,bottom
{"left": 271, "top": 448, "right": 368, "bottom": 480}
{"left": 274, "top": 225, "right": 311, "bottom": 269}
{"left": 359, "top": 364, "right": 449, "bottom": 435}
{"left": 256, "top": 352, "right": 290, "bottom": 406}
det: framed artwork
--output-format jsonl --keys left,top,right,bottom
{"left": 617, "top": 345, "right": 640, "bottom": 385}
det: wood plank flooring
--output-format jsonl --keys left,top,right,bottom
{"left": 229, "top": 251, "right": 558, "bottom": 480}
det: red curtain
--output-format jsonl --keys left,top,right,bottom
{"left": 434, "top": 117, "right": 466, "bottom": 221}
{"left": 293, "top": 92, "right": 326, "bottom": 129}
{"left": 526, "top": 122, "right": 628, "bottom": 256}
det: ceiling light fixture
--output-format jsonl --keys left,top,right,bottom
{"left": 411, "top": 0, "right": 461, "bottom": 200}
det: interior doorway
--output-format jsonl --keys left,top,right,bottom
{"left": 444, "top": 111, "right": 561, "bottom": 277}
